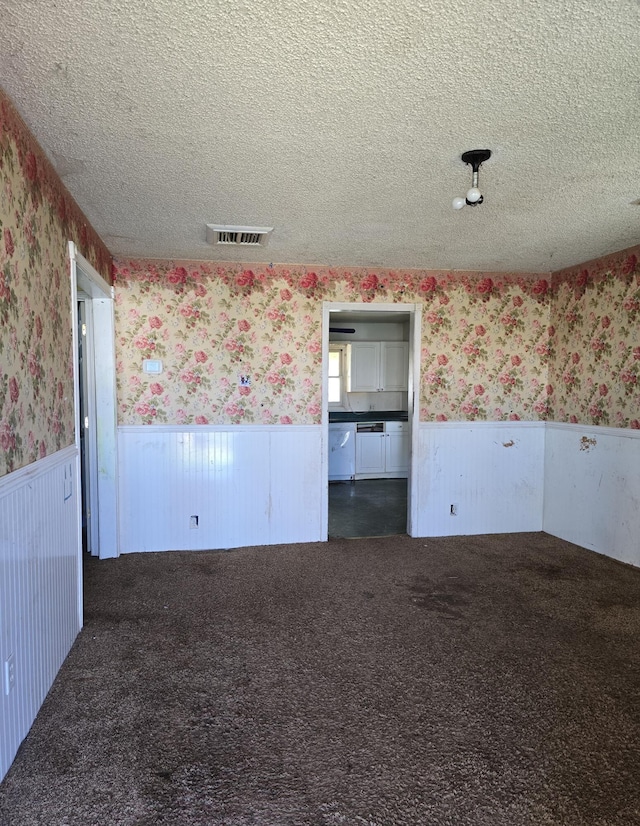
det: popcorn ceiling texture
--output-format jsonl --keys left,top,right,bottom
{"left": 0, "top": 0, "right": 638, "bottom": 272}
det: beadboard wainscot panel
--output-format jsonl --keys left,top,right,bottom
{"left": 0, "top": 446, "right": 81, "bottom": 782}
{"left": 118, "top": 425, "right": 323, "bottom": 552}
{"left": 413, "top": 421, "right": 546, "bottom": 537}
{"left": 544, "top": 423, "right": 640, "bottom": 567}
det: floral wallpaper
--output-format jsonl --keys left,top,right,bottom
{"left": 114, "top": 261, "right": 556, "bottom": 426}
{"left": 550, "top": 246, "right": 640, "bottom": 429}
{"left": 0, "top": 89, "right": 111, "bottom": 477}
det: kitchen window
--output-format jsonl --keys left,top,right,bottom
{"left": 328, "top": 344, "right": 348, "bottom": 408}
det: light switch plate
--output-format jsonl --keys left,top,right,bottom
{"left": 143, "top": 359, "right": 163, "bottom": 374}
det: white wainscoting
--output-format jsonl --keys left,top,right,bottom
{"left": 118, "top": 426, "right": 324, "bottom": 553}
{"left": 0, "top": 446, "right": 81, "bottom": 782}
{"left": 544, "top": 423, "right": 640, "bottom": 567}
{"left": 413, "top": 422, "right": 546, "bottom": 537}
{"left": 118, "top": 421, "right": 640, "bottom": 565}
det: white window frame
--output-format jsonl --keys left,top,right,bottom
{"left": 328, "top": 343, "right": 349, "bottom": 410}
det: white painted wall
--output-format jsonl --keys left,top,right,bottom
{"left": 0, "top": 446, "right": 81, "bottom": 782}
{"left": 543, "top": 423, "right": 640, "bottom": 567}
{"left": 413, "top": 422, "right": 546, "bottom": 537}
{"left": 118, "top": 425, "right": 324, "bottom": 552}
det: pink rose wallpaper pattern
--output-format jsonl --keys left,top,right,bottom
{"left": 114, "top": 261, "right": 557, "bottom": 426}
{"left": 115, "top": 251, "right": 639, "bottom": 429}
{"left": 0, "top": 89, "right": 111, "bottom": 476}
{"left": 550, "top": 247, "right": 640, "bottom": 429}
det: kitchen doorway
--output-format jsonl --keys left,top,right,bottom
{"left": 322, "top": 302, "right": 421, "bottom": 540}
{"left": 328, "top": 478, "right": 408, "bottom": 538}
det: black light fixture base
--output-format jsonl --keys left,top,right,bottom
{"left": 466, "top": 195, "right": 484, "bottom": 206}
{"left": 461, "top": 149, "right": 492, "bottom": 172}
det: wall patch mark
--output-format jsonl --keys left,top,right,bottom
{"left": 580, "top": 436, "right": 597, "bottom": 452}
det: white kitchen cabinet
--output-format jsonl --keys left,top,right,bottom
{"left": 355, "top": 421, "right": 410, "bottom": 478}
{"left": 355, "top": 432, "right": 387, "bottom": 474}
{"left": 380, "top": 342, "right": 409, "bottom": 392}
{"left": 348, "top": 342, "right": 408, "bottom": 392}
{"left": 385, "top": 421, "right": 410, "bottom": 472}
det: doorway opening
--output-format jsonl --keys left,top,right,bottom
{"left": 322, "top": 302, "right": 421, "bottom": 540}
{"left": 328, "top": 478, "right": 408, "bottom": 538}
{"left": 69, "top": 241, "right": 118, "bottom": 575}
{"left": 77, "top": 295, "right": 97, "bottom": 553}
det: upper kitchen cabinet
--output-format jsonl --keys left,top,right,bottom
{"left": 348, "top": 342, "right": 409, "bottom": 392}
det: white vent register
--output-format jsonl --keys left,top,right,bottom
{"left": 206, "top": 224, "right": 273, "bottom": 247}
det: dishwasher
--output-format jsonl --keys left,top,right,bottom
{"left": 328, "top": 422, "right": 356, "bottom": 480}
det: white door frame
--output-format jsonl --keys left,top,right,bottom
{"left": 76, "top": 293, "right": 99, "bottom": 555}
{"left": 69, "top": 242, "right": 119, "bottom": 575}
{"left": 321, "top": 301, "right": 422, "bottom": 539}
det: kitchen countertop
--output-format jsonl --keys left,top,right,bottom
{"left": 329, "top": 410, "right": 408, "bottom": 423}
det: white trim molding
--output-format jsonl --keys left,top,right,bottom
{"left": 0, "top": 445, "right": 78, "bottom": 500}
{"left": 321, "top": 302, "right": 422, "bottom": 539}
{"left": 119, "top": 424, "right": 321, "bottom": 434}
{"left": 419, "top": 419, "right": 547, "bottom": 430}
{"left": 545, "top": 420, "right": 640, "bottom": 439}
{"left": 69, "top": 241, "right": 119, "bottom": 560}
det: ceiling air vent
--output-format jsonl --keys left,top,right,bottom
{"left": 206, "top": 224, "right": 273, "bottom": 247}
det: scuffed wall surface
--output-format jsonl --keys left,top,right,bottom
{"left": 114, "top": 260, "right": 553, "bottom": 425}
{"left": 551, "top": 246, "right": 640, "bottom": 428}
{"left": 0, "top": 89, "right": 111, "bottom": 476}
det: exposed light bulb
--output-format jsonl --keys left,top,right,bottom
{"left": 466, "top": 187, "right": 482, "bottom": 203}
{"left": 452, "top": 196, "right": 466, "bottom": 210}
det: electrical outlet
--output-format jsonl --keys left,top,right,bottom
{"left": 450, "top": 503, "right": 458, "bottom": 516}
{"left": 4, "top": 654, "right": 15, "bottom": 695}
{"left": 190, "top": 515, "right": 199, "bottom": 529}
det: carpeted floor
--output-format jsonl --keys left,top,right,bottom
{"left": 1, "top": 533, "right": 640, "bottom": 825}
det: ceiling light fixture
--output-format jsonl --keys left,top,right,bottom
{"left": 452, "top": 149, "right": 492, "bottom": 210}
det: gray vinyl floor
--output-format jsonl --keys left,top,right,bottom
{"left": 328, "top": 478, "right": 407, "bottom": 538}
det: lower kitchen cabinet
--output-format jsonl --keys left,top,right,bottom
{"left": 355, "top": 431, "right": 386, "bottom": 474}
{"left": 355, "top": 421, "right": 409, "bottom": 478}
{"left": 386, "top": 422, "right": 410, "bottom": 472}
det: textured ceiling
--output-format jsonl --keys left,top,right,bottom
{"left": 1, "top": 0, "right": 638, "bottom": 272}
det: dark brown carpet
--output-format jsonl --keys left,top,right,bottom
{"left": 1, "top": 533, "right": 640, "bottom": 825}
